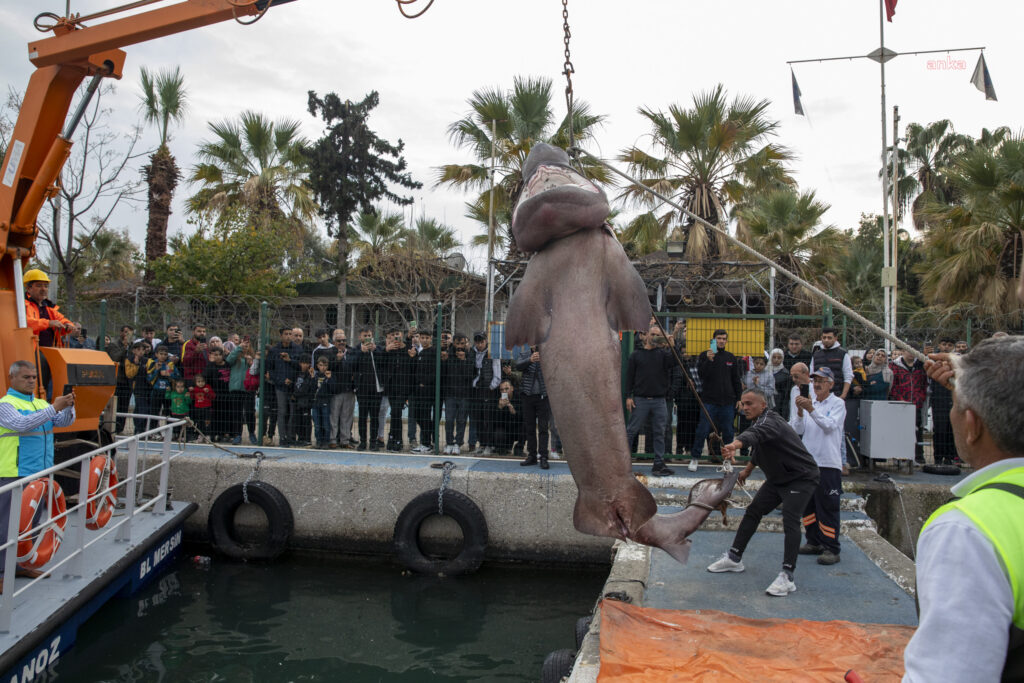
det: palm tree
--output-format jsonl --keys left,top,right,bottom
{"left": 188, "top": 111, "right": 317, "bottom": 230}
{"left": 404, "top": 216, "right": 459, "bottom": 256}
{"left": 618, "top": 84, "right": 793, "bottom": 262}
{"left": 886, "top": 120, "right": 971, "bottom": 231}
{"left": 139, "top": 66, "right": 187, "bottom": 283}
{"left": 437, "top": 75, "right": 607, "bottom": 255}
{"left": 350, "top": 210, "right": 408, "bottom": 266}
{"left": 734, "top": 188, "right": 842, "bottom": 309}
{"left": 916, "top": 135, "right": 1024, "bottom": 319}
{"left": 75, "top": 227, "right": 141, "bottom": 288}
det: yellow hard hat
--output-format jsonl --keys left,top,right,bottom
{"left": 23, "top": 269, "right": 50, "bottom": 284}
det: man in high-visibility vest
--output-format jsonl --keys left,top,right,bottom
{"left": 903, "top": 336, "right": 1024, "bottom": 681}
{"left": 0, "top": 360, "right": 76, "bottom": 588}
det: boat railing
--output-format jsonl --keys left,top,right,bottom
{"left": 0, "top": 413, "right": 187, "bottom": 633}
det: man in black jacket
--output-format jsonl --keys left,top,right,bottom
{"left": 689, "top": 329, "right": 743, "bottom": 469}
{"left": 516, "top": 345, "right": 550, "bottom": 468}
{"left": 625, "top": 329, "right": 676, "bottom": 476}
{"left": 355, "top": 327, "right": 385, "bottom": 451}
{"left": 706, "top": 388, "right": 820, "bottom": 598}
{"left": 382, "top": 327, "right": 411, "bottom": 452}
{"left": 442, "top": 333, "right": 474, "bottom": 454}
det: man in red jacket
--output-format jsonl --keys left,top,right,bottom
{"left": 889, "top": 346, "right": 927, "bottom": 462}
{"left": 181, "top": 325, "right": 209, "bottom": 383}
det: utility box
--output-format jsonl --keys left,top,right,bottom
{"left": 860, "top": 400, "right": 916, "bottom": 461}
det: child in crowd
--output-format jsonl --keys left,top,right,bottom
{"left": 203, "top": 347, "right": 232, "bottom": 441}
{"left": 146, "top": 345, "right": 179, "bottom": 418}
{"left": 167, "top": 379, "right": 191, "bottom": 440}
{"left": 189, "top": 374, "right": 215, "bottom": 437}
{"left": 311, "top": 356, "right": 337, "bottom": 448}
{"left": 290, "top": 356, "right": 315, "bottom": 446}
{"left": 743, "top": 354, "right": 776, "bottom": 408}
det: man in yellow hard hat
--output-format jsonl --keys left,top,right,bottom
{"left": 23, "top": 269, "right": 75, "bottom": 348}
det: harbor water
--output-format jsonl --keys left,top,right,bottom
{"left": 52, "top": 549, "right": 606, "bottom": 682}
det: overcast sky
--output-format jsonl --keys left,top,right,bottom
{"left": 2, "top": 0, "right": 1021, "bottom": 272}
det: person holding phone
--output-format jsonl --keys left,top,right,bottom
{"left": 515, "top": 345, "right": 550, "bottom": 468}
{"left": 0, "top": 360, "right": 77, "bottom": 585}
{"left": 689, "top": 329, "right": 743, "bottom": 471}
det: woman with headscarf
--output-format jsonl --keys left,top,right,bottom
{"left": 863, "top": 349, "right": 894, "bottom": 400}
{"left": 769, "top": 348, "right": 791, "bottom": 420}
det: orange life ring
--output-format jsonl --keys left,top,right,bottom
{"left": 17, "top": 477, "right": 67, "bottom": 570}
{"left": 86, "top": 455, "right": 118, "bottom": 530}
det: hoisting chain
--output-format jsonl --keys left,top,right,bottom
{"left": 242, "top": 451, "right": 265, "bottom": 504}
{"left": 436, "top": 461, "right": 456, "bottom": 516}
{"left": 561, "top": 0, "right": 576, "bottom": 152}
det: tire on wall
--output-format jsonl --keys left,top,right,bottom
{"left": 393, "top": 489, "right": 488, "bottom": 576}
{"left": 208, "top": 481, "right": 293, "bottom": 561}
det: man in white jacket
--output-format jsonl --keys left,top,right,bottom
{"left": 790, "top": 366, "right": 846, "bottom": 565}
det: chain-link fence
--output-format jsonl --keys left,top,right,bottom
{"left": 71, "top": 261, "right": 1006, "bottom": 464}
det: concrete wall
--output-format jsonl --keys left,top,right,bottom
{"left": 847, "top": 480, "right": 952, "bottom": 557}
{"left": 148, "top": 454, "right": 615, "bottom": 565}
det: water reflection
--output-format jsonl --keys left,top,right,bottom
{"left": 53, "top": 552, "right": 604, "bottom": 682}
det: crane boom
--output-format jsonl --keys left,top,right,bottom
{"left": 0, "top": 0, "right": 298, "bottom": 432}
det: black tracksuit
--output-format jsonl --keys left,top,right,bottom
{"left": 729, "top": 409, "right": 820, "bottom": 573}
{"left": 383, "top": 347, "right": 412, "bottom": 448}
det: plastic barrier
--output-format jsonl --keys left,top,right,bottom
{"left": 597, "top": 599, "right": 914, "bottom": 682}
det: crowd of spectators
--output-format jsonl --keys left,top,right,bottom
{"left": 100, "top": 319, "right": 972, "bottom": 466}
{"left": 101, "top": 323, "right": 561, "bottom": 463}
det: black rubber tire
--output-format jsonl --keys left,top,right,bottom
{"left": 922, "top": 464, "right": 962, "bottom": 476}
{"left": 208, "top": 481, "right": 293, "bottom": 561}
{"left": 393, "top": 489, "right": 488, "bottom": 576}
{"left": 541, "top": 649, "right": 577, "bottom": 683}
{"left": 575, "top": 615, "right": 593, "bottom": 650}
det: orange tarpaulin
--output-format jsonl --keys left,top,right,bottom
{"left": 598, "top": 599, "right": 915, "bottom": 682}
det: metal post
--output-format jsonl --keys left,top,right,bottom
{"left": 433, "top": 302, "right": 442, "bottom": 455}
{"left": 892, "top": 105, "right": 901, "bottom": 339}
{"left": 486, "top": 118, "right": 497, "bottom": 324}
{"left": 12, "top": 259, "right": 26, "bottom": 329}
{"left": 97, "top": 298, "right": 107, "bottom": 348}
{"left": 0, "top": 485, "right": 22, "bottom": 632}
{"left": 878, "top": 0, "right": 893, "bottom": 353}
{"left": 156, "top": 422, "right": 171, "bottom": 514}
{"left": 769, "top": 267, "right": 776, "bottom": 351}
{"left": 117, "top": 438, "right": 139, "bottom": 544}
{"left": 256, "top": 301, "right": 268, "bottom": 445}
{"left": 134, "top": 286, "right": 141, "bottom": 328}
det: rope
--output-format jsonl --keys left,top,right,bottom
{"left": 395, "top": 0, "right": 435, "bottom": 19}
{"left": 573, "top": 149, "right": 930, "bottom": 365}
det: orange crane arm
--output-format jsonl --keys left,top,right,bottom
{"left": 0, "top": 0, "right": 296, "bottom": 418}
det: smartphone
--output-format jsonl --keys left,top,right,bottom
{"left": 799, "top": 384, "right": 810, "bottom": 399}
{"left": 709, "top": 339, "right": 718, "bottom": 353}
{"left": 501, "top": 392, "right": 508, "bottom": 401}
{"left": 63, "top": 384, "right": 73, "bottom": 396}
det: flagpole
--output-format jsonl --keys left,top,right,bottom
{"left": 879, "top": 0, "right": 893, "bottom": 351}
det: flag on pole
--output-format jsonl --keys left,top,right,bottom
{"left": 791, "top": 69, "right": 805, "bottom": 116}
{"left": 884, "top": 0, "right": 898, "bottom": 22}
{"left": 971, "top": 53, "right": 997, "bottom": 101}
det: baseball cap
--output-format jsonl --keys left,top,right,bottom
{"left": 811, "top": 367, "right": 835, "bottom": 381}
{"left": 473, "top": 331, "right": 487, "bottom": 341}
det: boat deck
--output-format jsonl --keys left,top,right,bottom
{"left": 0, "top": 500, "right": 196, "bottom": 679}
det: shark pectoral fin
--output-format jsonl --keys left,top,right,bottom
{"left": 632, "top": 507, "right": 712, "bottom": 566}
{"left": 505, "top": 270, "right": 552, "bottom": 348}
{"left": 603, "top": 236, "right": 652, "bottom": 332}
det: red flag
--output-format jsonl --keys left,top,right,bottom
{"left": 885, "top": 0, "right": 898, "bottom": 21}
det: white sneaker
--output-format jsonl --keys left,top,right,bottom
{"left": 412, "top": 445, "right": 431, "bottom": 454}
{"left": 482, "top": 447, "right": 494, "bottom": 456}
{"left": 688, "top": 459, "right": 699, "bottom": 472}
{"left": 452, "top": 445, "right": 461, "bottom": 455}
{"left": 550, "top": 450, "right": 559, "bottom": 459}
{"left": 765, "top": 571, "right": 796, "bottom": 597}
{"left": 706, "top": 554, "right": 745, "bottom": 573}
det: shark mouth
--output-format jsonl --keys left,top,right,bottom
{"left": 513, "top": 164, "right": 600, "bottom": 224}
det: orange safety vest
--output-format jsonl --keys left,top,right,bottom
{"left": 25, "top": 297, "right": 73, "bottom": 348}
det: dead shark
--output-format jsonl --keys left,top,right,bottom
{"left": 505, "top": 143, "right": 737, "bottom": 563}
